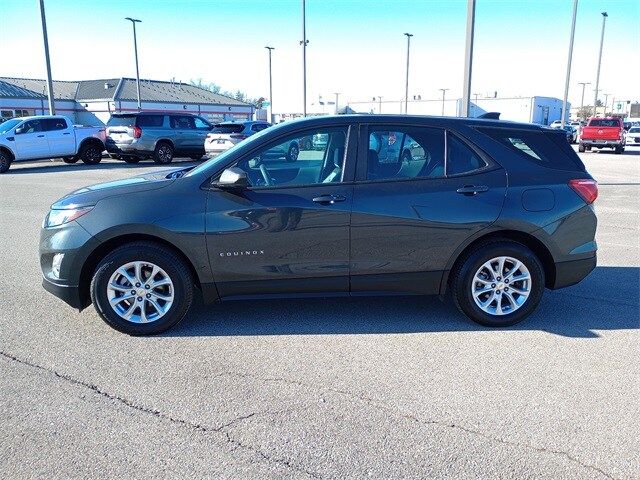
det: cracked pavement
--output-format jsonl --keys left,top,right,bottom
{"left": 1, "top": 150, "right": 639, "bottom": 479}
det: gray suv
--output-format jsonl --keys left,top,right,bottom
{"left": 105, "top": 112, "right": 213, "bottom": 164}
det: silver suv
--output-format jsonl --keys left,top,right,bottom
{"left": 105, "top": 113, "right": 213, "bottom": 164}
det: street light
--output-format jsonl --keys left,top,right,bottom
{"left": 439, "top": 88, "right": 450, "bottom": 116}
{"left": 561, "top": 0, "right": 578, "bottom": 128}
{"left": 125, "top": 17, "right": 142, "bottom": 110}
{"left": 265, "top": 46, "right": 275, "bottom": 123}
{"left": 403, "top": 33, "right": 413, "bottom": 114}
{"left": 334, "top": 92, "right": 341, "bottom": 114}
{"left": 461, "top": 0, "right": 476, "bottom": 117}
{"left": 593, "top": 12, "right": 608, "bottom": 117}
{"left": 300, "top": 0, "right": 309, "bottom": 116}
{"left": 578, "top": 81, "right": 590, "bottom": 119}
{"left": 38, "top": 0, "right": 55, "bottom": 115}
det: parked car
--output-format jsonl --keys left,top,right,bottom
{"left": 40, "top": 115, "right": 598, "bottom": 335}
{"left": 624, "top": 126, "right": 640, "bottom": 146}
{"left": 204, "top": 121, "right": 271, "bottom": 158}
{"left": 105, "top": 112, "right": 212, "bottom": 164}
{"left": 0, "top": 115, "right": 105, "bottom": 173}
{"left": 559, "top": 125, "right": 577, "bottom": 143}
{"left": 549, "top": 120, "right": 563, "bottom": 129}
{"left": 579, "top": 117, "right": 626, "bottom": 153}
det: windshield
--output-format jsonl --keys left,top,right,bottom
{"left": 0, "top": 119, "right": 22, "bottom": 134}
{"left": 212, "top": 124, "right": 244, "bottom": 134}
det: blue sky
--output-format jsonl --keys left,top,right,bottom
{"left": 1, "top": 0, "right": 638, "bottom": 113}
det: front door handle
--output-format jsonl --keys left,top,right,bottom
{"left": 456, "top": 185, "right": 489, "bottom": 196}
{"left": 37, "top": 134, "right": 45, "bottom": 138}
{"left": 62, "top": 132, "right": 70, "bottom": 135}
{"left": 312, "top": 194, "right": 346, "bottom": 204}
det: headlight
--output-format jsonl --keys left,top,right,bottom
{"left": 44, "top": 207, "right": 93, "bottom": 228}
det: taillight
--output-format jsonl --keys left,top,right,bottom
{"left": 569, "top": 179, "right": 598, "bottom": 204}
{"left": 230, "top": 134, "right": 247, "bottom": 140}
{"left": 132, "top": 125, "right": 142, "bottom": 138}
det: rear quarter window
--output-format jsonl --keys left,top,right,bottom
{"left": 107, "top": 116, "right": 136, "bottom": 127}
{"left": 477, "top": 127, "right": 585, "bottom": 172}
{"left": 136, "top": 115, "right": 164, "bottom": 127}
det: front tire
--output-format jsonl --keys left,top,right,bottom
{"left": 153, "top": 142, "right": 174, "bottom": 164}
{"left": 286, "top": 143, "right": 299, "bottom": 162}
{"left": 123, "top": 156, "right": 141, "bottom": 164}
{"left": 450, "top": 240, "right": 545, "bottom": 327}
{"left": 62, "top": 156, "right": 79, "bottom": 164}
{"left": 90, "top": 242, "right": 194, "bottom": 335}
{"left": 578, "top": 143, "right": 586, "bottom": 152}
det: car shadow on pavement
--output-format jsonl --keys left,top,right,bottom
{"left": 3, "top": 158, "right": 199, "bottom": 175}
{"left": 166, "top": 266, "right": 639, "bottom": 339}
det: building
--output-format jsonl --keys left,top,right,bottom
{"left": 0, "top": 77, "right": 254, "bottom": 125}
{"left": 344, "top": 95, "right": 569, "bottom": 125}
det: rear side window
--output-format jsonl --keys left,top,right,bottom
{"left": 251, "top": 123, "right": 269, "bottom": 132}
{"left": 107, "top": 115, "right": 136, "bottom": 127}
{"left": 477, "top": 128, "right": 585, "bottom": 171}
{"left": 447, "top": 133, "right": 486, "bottom": 176}
{"left": 212, "top": 124, "right": 244, "bottom": 134}
{"left": 136, "top": 115, "right": 164, "bottom": 127}
{"left": 42, "top": 118, "right": 67, "bottom": 131}
{"left": 588, "top": 119, "right": 619, "bottom": 127}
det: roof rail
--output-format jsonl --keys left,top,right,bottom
{"left": 478, "top": 112, "right": 501, "bottom": 119}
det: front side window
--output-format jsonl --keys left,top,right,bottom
{"left": 18, "top": 120, "right": 42, "bottom": 134}
{"left": 170, "top": 116, "right": 195, "bottom": 129}
{"left": 228, "top": 127, "right": 348, "bottom": 188}
{"left": 367, "top": 127, "right": 444, "bottom": 180}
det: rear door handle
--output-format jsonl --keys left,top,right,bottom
{"left": 312, "top": 194, "right": 346, "bottom": 204}
{"left": 62, "top": 132, "right": 70, "bottom": 135}
{"left": 456, "top": 185, "right": 489, "bottom": 195}
{"left": 37, "top": 134, "right": 45, "bottom": 138}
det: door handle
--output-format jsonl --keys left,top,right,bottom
{"left": 456, "top": 185, "right": 489, "bottom": 196}
{"left": 312, "top": 194, "right": 346, "bottom": 204}
{"left": 62, "top": 132, "right": 70, "bottom": 135}
{"left": 37, "top": 134, "right": 45, "bottom": 138}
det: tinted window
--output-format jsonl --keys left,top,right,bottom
{"left": 107, "top": 115, "right": 136, "bottom": 127}
{"left": 42, "top": 118, "right": 67, "bottom": 131}
{"left": 367, "top": 127, "right": 445, "bottom": 181}
{"left": 170, "top": 116, "right": 195, "bottom": 129}
{"left": 629, "top": 127, "right": 640, "bottom": 133}
{"left": 478, "top": 127, "right": 584, "bottom": 171}
{"left": 194, "top": 117, "right": 211, "bottom": 130}
{"left": 447, "top": 133, "right": 486, "bottom": 175}
{"left": 251, "top": 123, "right": 269, "bottom": 132}
{"left": 137, "top": 115, "right": 164, "bottom": 127}
{"left": 229, "top": 127, "right": 348, "bottom": 187}
{"left": 18, "top": 120, "right": 43, "bottom": 134}
{"left": 588, "top": 119, "right": 620, "bottom": 127}
{"left": 0, "top": 119, "right": 21, "bottom": 134}
{"left": 212, "top": 124, "right": 244, "bottom": 134}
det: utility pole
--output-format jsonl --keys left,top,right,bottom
{"left": 403, "top": 33, "right": 413, "bottom": 114}
{"left": 461, "top": 0, "right": 476, "bottom": 117}
{"left": 300, "top": 0, "right": 309, "bottom": 116}
{"left": 603, "top": 93, "right": 610, "bottom": 115}
{"left": 561, "top": 0, "right": 578, "bottom": 127}
{"left": 334, "top": 92, "right": 340, "bottom": 114}
{"left": 38, "top": 0, "right": 55, "bottom": 115}
{"left": 439, "top": 88, "right": 450, "bottom": 116}
{"left": 578, "top": 81, "right": 590, "bottom": 119}
{"left": 265, "top": 46, "right": 275, "bottom": 123}
{"left": 593, "top": 12, "right": 608, "bottom": 117}
{"left": 125, "top": 17, "right": 142, "bottom": 110}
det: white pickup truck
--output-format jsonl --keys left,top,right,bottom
{"left": 0, "top": 115, "right": 105, "bottom": 173}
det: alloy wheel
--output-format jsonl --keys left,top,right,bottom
{"left": 471, "top": 256, "right": 531, "bottom": 316}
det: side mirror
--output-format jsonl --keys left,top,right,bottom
{"left": 14, "top": 126, "right": 25, "bottom": 135}
{"left": 214, "top": 167, "right": 249, "bottom": 189}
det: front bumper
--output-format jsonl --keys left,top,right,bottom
{"left": 552, "top": 254, "right": 597, "bottom": 289}
{"left": 42, "top": 276, "right": 84, "bottom": 309}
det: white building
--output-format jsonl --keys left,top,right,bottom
{"left": 0, "top": 77, "right": 254, "bottom": 125}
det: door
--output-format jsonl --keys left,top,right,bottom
{"left": 193, "top": 117, "right": 212, "bottom": 155}
{"left": 350, "top": 125, "right": 507, "bottom": 295}
{"left": 42, "top": 118, "right": 75, "bottom": 156}
{"left": 14, "top": 119, "right": 50, "bottom": 159}
{"left": 169, "top": 115, "right": 196, "bottom": 154}
{"left": 205, "top": 125, "right": 356, "bottom": 298}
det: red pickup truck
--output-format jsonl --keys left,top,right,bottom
{"left": 579, "top": 117, "right": 626, "bottom": 154}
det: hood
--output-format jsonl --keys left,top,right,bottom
{"left": 50, "top": 168, "right": 186, "bottom": 209}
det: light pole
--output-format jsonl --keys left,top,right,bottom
{"left": 439, "top": 88, "right": 450, "bottom": 116}
{"left": 578, "top": 81, "right": 590, "bottom": 119}
{"left": 374, "top": 96, "right": 382, "bottom": 114}
{"left": 300, "top": 0, "right": 309, "bottom": 116}
{"left": 603, "top": 93, "right": 610, "bottom": 115}
{"left": 561, "top": 0, "right": 578, "bottom": 127}
{"left": 403, "top": 33, "right": 413, "bottom": 114}
{"left": 38, "top": 0, "right": 55, "bottom": 115}
{"left": 461, "top": 0, "right": 476, "bottom": 117}
{"left": 265, "top": 46, "right": 274, "bottom": 123}
{"left": 333, "top": 92, "right": 340, "bottom": 114}
{"left": 593, "top": 12, "right": 607, "bottom": 117}
{"left": 125, "top": 17, "right": 142, "bottom": 110}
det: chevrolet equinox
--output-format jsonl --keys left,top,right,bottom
{"left": 40, "top": 115, "right": 598, "bottom": 335}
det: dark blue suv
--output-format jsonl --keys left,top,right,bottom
{"left": 40, "top": 115, "right": 597, "bottom": 335}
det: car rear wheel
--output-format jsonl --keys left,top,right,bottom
{"left": 287, "top": 143, "right": 299, "bottom": 162}
{"left": 79, "top": 143, "right": 103, "bottom": 164}
{"left": 109, "top": 154, "right": 122, "bottom": 160}
{"left": 614, "top": 145, "right": 624, "bottom": 154}
{"left": 153, "top": 142, "right": 174, "bottom": 164}
{"left": 450, "top": 240, "right": 545, "bottom": 327}
{"left": 62, "top": 156, "right": 79, "bottom": 164}
{"left": 90, "top": 242, "right": 194, "bottom": 335}
{"left": 0, "top": 151, "right": 12, "bottom": 173}
{"left": 190, "top": 154, "right": 203, "bottom": 160}
{"left": 578, "top": 143, "right": 586, "bottom": 152}
{"left": 123, "top": 156, "right": 141, "bottom": 164}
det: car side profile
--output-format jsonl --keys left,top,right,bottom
{"left": 40, "top": 115, "right": 598, "bottom": 335}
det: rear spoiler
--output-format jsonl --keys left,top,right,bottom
{"left": 478, "top": 112, "right": 501, "bottom": 120}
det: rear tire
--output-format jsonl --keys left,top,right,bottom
{"left": 153, "top": 142, "right": 174, "bottom": 164}
{"left": 62, "top": 156, "right": 78, "bottom": 164}
{"left": 190, "top": 154, "right": 203, "bottom": 160}
{"left": 109, "top": 154, "right": 122, "bottom": 160}
{"left": 79, "top": 143, "right": 103, "bottom": 164}
{"left": 578, "top": 143, "right": 585, "bottom": 152}
{"left": 450, "top": 240, "right": 545, "bottom": 327}
{"left": 123, "top": 156, "right": 141, "bottom": 164}
{"left": 0, "top": 151, "right": 12, "bottom": 173}
{"left": 90, "top": 242, "right": 194, "bottom": 335}
{"left": 614, "top": 145, "right": 624, "bottom": 154}
{"left": 286, "top": 143, "right": 299, "bottom": 162}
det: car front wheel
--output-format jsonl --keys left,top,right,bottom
{"left": 450, "top": 240, "right": 545, "bottom": 327}
{"left": 90, "top": 242, "right": 194, "bottom": 335}
{"left": 286, "top": 143, "right": 299, "bottom": 162}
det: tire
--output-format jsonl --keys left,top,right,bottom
{"left": 450, "top": 240, "right": 545, "bottom": 328}
{"left": 303, "top": 139, "right": 312, "bottom": 150}
{"left": 286, "top": 143, "right": 299, "bottom": 162}
{"left": 0, "top": 151, "right": 12, "bottom": 173}
{"left": 109, "top": 154, "right": 122, "bottom": 160}
{"left": 614, "top": 145, "right": 624, "bottom": 154}
{"left": 90, "top": 242, "right": 194, "bottom": 335}
{"left": 190, "top": 154, "right": 203, "bottom": 161}
{"left": 62, "top": 156, "right": 79, "bottom": 164}
{"left": 123, "top": 156, "right": 141, "bottom": 164}
{"left": 79, "top": 142, "right": 103, "bottom": 164}
{"left": 153, "top": 142, "right": 174, "bottom": 164}
{"left": 578, "top": 143, "right": 585, "bottom": 153}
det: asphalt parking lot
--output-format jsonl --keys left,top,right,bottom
{"left": 1, "top": 148, "right": 638, "bottom": 479}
